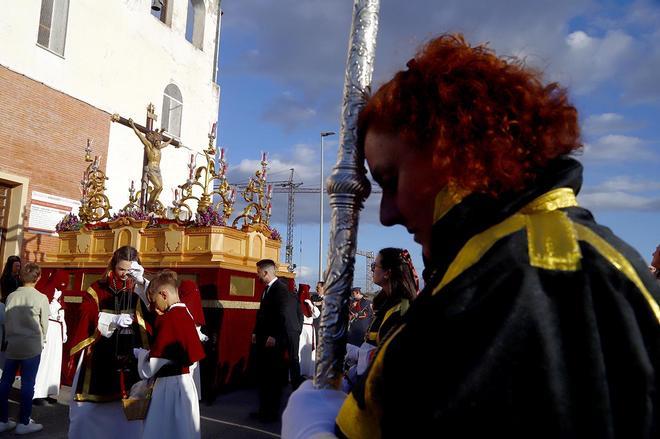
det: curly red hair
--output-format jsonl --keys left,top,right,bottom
{"left": 359, "top": 34, "right": 582, "bottom": 195}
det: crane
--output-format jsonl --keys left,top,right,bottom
{"left": 232, "top": 169, "right": 381, "bottom": 280}
{"left": 355, "top": 249, "right": 375, "bottom": 294}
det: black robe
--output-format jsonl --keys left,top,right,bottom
{"left": 336, "top": 157, "right": 660, "bottom": 438}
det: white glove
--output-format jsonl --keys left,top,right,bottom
{"left": 129, "top": 261, "right": 146, "bottom": 285}
{"left": 356, "top": 342, "right": 377, "bottom": 376}
{"left": 115, "top": 313, "right": 134, "bottom": 328}
{"left": 196, "top": 326, "right": 209, "bottom": 342}
{"left": 133, "top": 347, "right": 149, "bottom": 359}
{"left": 282, "top": 380, "right": 345, "bottom": 439}
{"left": 53, "top": 288, "right": 62, "bottom": 301}
{"left": 98, "top": 312, "right": 117, "bottom": 338}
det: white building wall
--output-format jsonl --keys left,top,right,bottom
{"left": 0, "top": 0, "right": 221, "bottom": 211}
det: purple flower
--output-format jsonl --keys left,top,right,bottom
{"left": 192, "top": 206, "right": 226, "bottom": 227}
{"left": 56, "top": 213, "right": 83, "bottom": 232}
{"left": 269, "top": 227, "right": 281, "bottom": 241}
{"left": 110, "top": 209, "right": 151, "bottom": 222}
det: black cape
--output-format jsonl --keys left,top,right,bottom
{"left": 336, "top": 158, "right": 660, "bottom": 438}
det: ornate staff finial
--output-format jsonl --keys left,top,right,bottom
{"left": 314, "top": 0, "right": 380, "bottom": 389}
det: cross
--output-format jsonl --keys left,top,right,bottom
{"left": 111, "top": 104, "right": 182, "bottom": 211}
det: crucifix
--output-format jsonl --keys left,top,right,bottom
{"left": 111, "top": 104, "right": 181, "bottom": 212}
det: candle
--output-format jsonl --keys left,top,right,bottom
{"left": 267, "top": 202, "right": 272, "bottom": 215}
{"left": 267, "top": 184, "right": 272, "bottom": 198}
{"left": 188, "top": 155, "right": 195, "bottom": 178}
{"left": 211, "top": 122, "right": 216, "bottom": 137}
{"left": 220, "top": 147, "right": 224, "bottom": 161}
{"left": 174, "top": 189, "right": 179, "bottom": 201}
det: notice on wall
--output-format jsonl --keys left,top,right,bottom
{"left": 27, "top": 191, "right": 80, "bottom": 234}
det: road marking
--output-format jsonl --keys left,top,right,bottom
{"left": 200, "top": 415, "right": 281, "bottom": 438}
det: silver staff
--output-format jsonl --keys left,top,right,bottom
{"left": 314, "top": 0, "right": 380, "bottom": 390}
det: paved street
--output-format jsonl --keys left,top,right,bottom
{"left": 0, "top": 385, "right": 286, "bottom": 438}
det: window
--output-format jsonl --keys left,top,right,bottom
{"left": 161, "top": 84, "right": 183, "bottom": 138}
{"left": 186, "top": 0, "right": 205, "bottom": 50}
{"left": 37, "top": 0, "right": 69, "bottom": 56}
{"left": 150, "top": 0, "right": 172, "bottom": 26}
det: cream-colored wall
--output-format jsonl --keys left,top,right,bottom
{"left": 0, "top": 0, "right": 221, "bottom": 211}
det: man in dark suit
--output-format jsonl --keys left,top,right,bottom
{"left": 251, "top": 259, "right": 301, "bottom": 422}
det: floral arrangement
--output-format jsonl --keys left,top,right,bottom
{"left": 110, "top": 209, "right": 151, "bottom": 222}
{"left": 55, "top": 213, "right": 83, "bottom": 232}
{"left": 268, "top": 226, "right": 282, "bottom": 241}
{"left": 192, "top": 206, "right": 226, "bottom": 227}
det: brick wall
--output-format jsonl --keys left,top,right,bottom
{"left": 0, "top": 65, "right": 110, "bottom": 262}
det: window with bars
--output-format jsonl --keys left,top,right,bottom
{"left": 185, "top": 0, "right": 205, "bottom": 50}
{"left": 161, "top": 84, "right": 183, "bottom": 138}
{"left": 37, "top": 0, "right": 69, "bottom": 56}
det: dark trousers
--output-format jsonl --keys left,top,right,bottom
{"left": 286, "top": 331, "right": 301, "bottom": 389}
{"left": 255, "top": 342, "right": 285, "bottom": 416}
{"left": 0, "top": 354, "right": 41, "bottom": 425}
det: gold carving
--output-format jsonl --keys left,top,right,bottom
{"left": 78, "top": 139, "right": 112, "bottom": 223}
{"left": 232, "top": 153, "right": 273, "bottom": 228}
{"left": 172, "top": 123, "right": 235, "bottom": 222}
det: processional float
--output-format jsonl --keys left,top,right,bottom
{"left": 43, "top": 106, "right": 287, "bottom": 393}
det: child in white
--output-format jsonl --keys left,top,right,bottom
{"left": 135, "top": 270, "right": 204, "bottom": 439}
{"left": 33, "top": 288, "right": 67, "bottom": 400}
{"left": 298, "top": 285, "right": 320, "bottom": 378}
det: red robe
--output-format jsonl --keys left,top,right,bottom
{"left": 178, "top": 280, "right": 205, "bottom": 326}
{"left": 150, "top": 303, "right": 205, "bottom": 377}
{"left": 69, "top": 273, "right": 151, "bottom": 402}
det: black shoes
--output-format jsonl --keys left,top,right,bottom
{"left": 32, "top": 398, "right": 50, "bottom": 406}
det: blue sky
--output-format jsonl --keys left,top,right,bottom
{"left": 217, "top": 0, "right": 660, "bottom": 290}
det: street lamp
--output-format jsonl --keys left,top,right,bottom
{"left": 319, "top": 131, "right": 336, "bottom": 281}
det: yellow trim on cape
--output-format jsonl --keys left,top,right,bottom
{"left": 574, "top": 223, "right": 660, "bottom": 324}
{"left": 432, "top": 188, "right": 579, "bottom": 295}
{"left": 337, "top": 325, "right": 405, "bottom": 439}
{"left": 433, "top": 186, "right": 470, "bottom": 223}
{"left": 87, "top": 286, "right": 100, "bottom": 306}
{"left": 135, "top": 299, "right": 150, "bottom": 348}
{"left": 70, "top": 331, "right": 100, "bottom": 356}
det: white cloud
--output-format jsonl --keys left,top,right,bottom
{"left": 556, "top": 30, "right": 635, "bottom": 93}
{"left": 579, "top": 191, "right": 660, "bottom": 211}
{"left": 585, "top": 176, "right": 660, "bottom": 193}
{"left": 579, "top": 174, "right": 660, "bottom": 211}
{"left": 582, "top": 113, "right": 638, "bottom": 135}
{"left": 294, "top": 265, "right": 314, "bottom": 284}
{"left": 262, "top": 93, "right": 317, "bottom": 131}
{"left": 581, "top": 134, "right": 654, "bottom": 162}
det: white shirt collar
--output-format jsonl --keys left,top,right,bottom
{"left": 267, "top": 277, "right": 278, "bottom": 288}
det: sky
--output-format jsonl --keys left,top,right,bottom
{"left": 216, "top": 0, "right": 660, "bottom": 291}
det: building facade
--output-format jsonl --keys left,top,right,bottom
{"left": 0, "top": 0, "right": 222, "bottom": 264}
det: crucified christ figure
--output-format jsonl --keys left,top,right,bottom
{"left": 128, "top": 118, "right": 174, "bottom": 210}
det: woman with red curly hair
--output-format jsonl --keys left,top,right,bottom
{"left": 283, "top": 34, "right": 660, "bottom": 439}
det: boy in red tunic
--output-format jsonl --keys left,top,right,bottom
{"left": 135, "top": 270, "right": 205, "bottom": 439}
